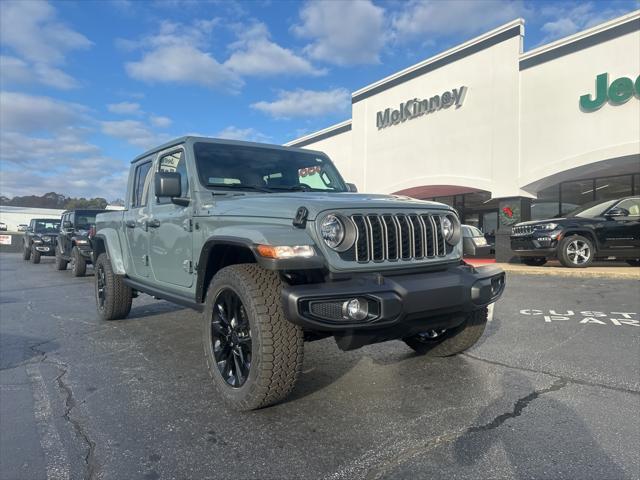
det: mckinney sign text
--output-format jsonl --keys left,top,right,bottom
{"left": 376, "top": 86, "right": 467, "bottom": 129}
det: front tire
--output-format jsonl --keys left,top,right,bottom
{"left": 404, "top": 308, "right": 488, "bottom": 356}
{"left": 30, "top": 247, "right": 41, "bottom": 264}
{"left": 22, "top": 244, "right": 31, "bottom": 261}
{"left": 70, "top": 247, "right": 87, "bottom": 277}
{"left": 95, "top": 253, "right": 132, "bottom": 321}
{"left": 203, "top": 264, "right": 304, "bottom": 411}
{"left": 521, "top": 257, "right": 546, "bottom": 267}
{"left": 55, "top": 246, "right": 68, "bottom": 270}
{"left": 558, "top": 234, "right": 594, "bottom": 268}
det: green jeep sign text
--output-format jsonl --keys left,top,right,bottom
{"left": 580, "top": 72, "right": 640, "bottom": 112}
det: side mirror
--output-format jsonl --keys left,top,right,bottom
{"left": 607, "top": 207, "right": 629, "bottom": 217}
{"left": 346, "top": 183, "right": 358, "bottom": 193}
{"left": 63, "top": 221, "right": 73, "bottom": 229}
{"left": 155, "top": 172, "right": 181, "bottom": 198}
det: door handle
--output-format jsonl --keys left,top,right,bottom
{"left": 125, "top": 220, "right": 136, "bottom": 228}
{"left": 147, "top": 219, "right": 161, "bottom": 229}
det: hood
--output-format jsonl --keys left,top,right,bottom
{"left": 515, "top": 216, "right": 594, "bottom": 227}
{"left": 206, "top": 192, "right": 451, "bottom": 220}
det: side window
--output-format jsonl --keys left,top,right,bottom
{"left": 157, "top": 150, "right": 188, "bottom": 204}
{"left": 616, "top": 198, "right": 640, "bottom": 216}
{"left": 132, "top": 162, "right": 153, "bottom": 208}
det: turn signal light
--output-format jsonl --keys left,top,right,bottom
{"left": 256, "top": 245, "right": 315, "bottom": 259}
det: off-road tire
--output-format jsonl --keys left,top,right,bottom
{"left": 71, "top": 247, "right": 87, "bottom": 277}
{"left": 55, "top": 246, "right": 68, "bottom": 270}
{"left": 558, "top": 234, "right": 594, "bottom": 268}
{"left": 203, "top": 264, "right": 304, "bottom": 411}
{"left": 22, "top": 244, "right": 31, "bottom": 260}
{"left": 521, "top": 257, "right": 546, "bottom": 267}
{"left": 95, "top": 253, "right": 132, "bottom": 321}
{"left": 404, "top": 308, "right": 488, "bottom": 356}
{"left": 30, "top": 247, "right": 41, "bottom": 264}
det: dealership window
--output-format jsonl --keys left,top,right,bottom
{"left": 531, "top": 185, "right": 560, "bottom": 219}
{"left": 560, "top": 179, "right": 594, "bottom": 215}
{"left": 594, "top": 175, "right": 632, "bottom": 201}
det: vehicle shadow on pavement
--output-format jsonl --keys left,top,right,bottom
{"left": 127, "top": 302, "right": 186, "bottom": 320}
{"left": 453, "top": 372, "right": 627, "bottom": 479}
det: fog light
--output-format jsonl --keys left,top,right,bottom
{"left": 343, "top": 298, "right": 368, "bottom": 321}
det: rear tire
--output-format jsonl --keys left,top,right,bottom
{"left": 404, "top": 308, "right": 488, "bottom": 356}
{"left": 95, "top": 253, "right": 132, "bottom": 321}
{"left": 203, "top": 264, "right": 304, "bottom": 411}
{"left": 55, "top": 246, "right": 68, "bottom": 270}
{"left": 558, "top": 234, "right": 594, "bottom": 268}
{"left": 22, "top": 244, "right": 31, "bottom": 261}
{"left": 71, "top": 247, "right": 86, "bottom": 277}
{"left": 521, "top": 257, "right": 546, "bottom": 267}
{"left": 30, "top": 247, "right": 41, "bottom": 264}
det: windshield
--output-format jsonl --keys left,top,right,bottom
{"left": 566, "top": 199, "right": 617, "bottom": 218}
{"left": 34, "top": 220, "right": 60, "bottom": 234}
{"left": 75, "top": 213, "right": 99, "bottom": 230}
{"left": 462, "top": 225, "right": 483, "bottom": 237}
{"left": 194, "top": 142, "right": 347, "bottom": 193}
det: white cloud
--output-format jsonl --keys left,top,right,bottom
{"left": 107, "top": 101, "right": 143, "bottom": 115}
{"left": 225, "top": 22, "right": 323, "bottom": 77}
{"left": 0, "top": 91, "right": 86, "bottom": 133}
{"left": 123, "top": 19, "right": 242, "bottom": 91}
{"left": 293, "top": 0, "right": 385, "bottom": 66}
{"left": 101, "top": 120, "right": 170, "bottom": 149}
{"left": 391, "top": 0, "right": 528, "bottom": 42}
{"left": 0, "top": 0, "right": 91, "bottom": 89}
{"left": 149, "top": 115, "right": 172, "bottom": 128}
{"left": 537, "top": 2, "right": 631, "bottom": 44}
{"left": 251, "top": 88, "right": 350, "bottom": 119}
{"left": 216, "top": 126, "right": 270, "bottom": 142}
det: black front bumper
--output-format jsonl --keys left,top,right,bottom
{"left": 510, "top": 235, "right": 558, "bottom": 257}
{"left": 282, "top": 263, "right": 505, "bottom": 349}
{"left": 33, "top": 244, "right": 56, "bottom": 256}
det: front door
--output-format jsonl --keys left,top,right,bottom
{"left": 124, "top": 160, "right": 153, "bottom": 278}
{"left": 601, "top": 198, "right": 640, "bottom": 253}
{"left": 148, "top": 148, "right": 194, "bottom": 288}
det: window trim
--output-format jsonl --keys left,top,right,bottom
{"left": 156, "top": 146, "right": 189, "bottom": 204}
{"left": 131, "top": 160, "right": 153, "bottom": 208}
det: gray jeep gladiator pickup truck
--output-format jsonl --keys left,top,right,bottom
{"left": 93, "top": 137, "right": 505, "bottom": 410}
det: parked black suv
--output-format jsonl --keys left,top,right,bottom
{"left": 55, "top": 209, "right": 106, "bottom": 276}
{"left": 511, "top": 196, "right": 640, "bottom": 268}
{"left": 22, "top": 218, "right": 61, "bottom": 264}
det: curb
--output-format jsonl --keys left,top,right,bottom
{"left": 497, "top": 263, "right": 640, "bottom": 280}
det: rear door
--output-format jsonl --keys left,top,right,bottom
{"left": 124, "top": 159, "right": 154, "bottom": 278}
{"left": 148, "top": 147, "right": 194, "bottom": 288}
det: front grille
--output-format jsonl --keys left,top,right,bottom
{"left": 512, "top": 225, "right": 534, "bottom": 235}
{"left": 342, "top": 213, "right": 447, "bottom": 263}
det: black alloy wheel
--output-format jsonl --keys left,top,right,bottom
{"left": 211, "top": 288, "right": 252, "bottom": 388}
{"left": 95, "top": 262, "right": 106, "bottom": 310}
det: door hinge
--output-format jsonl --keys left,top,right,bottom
{"left": 183, "top": 259, "right": 193, "bottom": 274}
{"left": 183, "top": 218, "right": 193, "bottom": 232}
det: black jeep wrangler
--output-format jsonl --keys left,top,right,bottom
{"left": 55, "top": 209, "right": 107, "bottom": 276}
{"left": 22, "top": 218, "right": 61, "bottom": 264}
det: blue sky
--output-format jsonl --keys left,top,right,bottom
{"left": 1, "top": 0, "right": 637, "bottom": 201}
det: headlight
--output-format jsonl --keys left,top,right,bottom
{"left": 75, "top": 239, "right": 89, "bottom": 245}
{"left": 319, "top": 213, "right": 357, "bottom": 252}
{"left": 442, "top": 214, "right": 461, "bottom": 245}
{"left": 33, "top": 238, "right": 43, "bottom": 244}
{"left": 535, "top": 223, "right": 558, "bottom": 231}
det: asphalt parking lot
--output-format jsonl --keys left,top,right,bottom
{"left": 1, "top": 253, "right": 639, "bottom": 480}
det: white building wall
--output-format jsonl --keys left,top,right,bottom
{"left": 0, "top": 206, "right": 64, "bottom": 232}
{"left": 286, "top": 12, "right": 640, "bottom": 200}
{"left": 519, "top": 12, "right": 640, "bottom": 193}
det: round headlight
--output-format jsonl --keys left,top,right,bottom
{"left": 320, "top": 214, "right": 345, "bottom": 249}
{"left": 442, "top": 216, "right": 453, "bottom": 240}
{"left": 442, "top": 214, "right": 461, "bottom": 245}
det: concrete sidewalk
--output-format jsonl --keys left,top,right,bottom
{"left": 497, "top": 260, "right": 640, "bottom": 279}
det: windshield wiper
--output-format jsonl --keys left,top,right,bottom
{"left": 206, "top": 183, "right": 274, "bottom": 193}
{"left": 268, "top": 185, "right": 311, "bottom": 192}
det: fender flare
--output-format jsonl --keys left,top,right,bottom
{"left": 94, "top": 229, "right": 126, "bottom": 274}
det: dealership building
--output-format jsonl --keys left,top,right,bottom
{"left": 285, "top": 11, "right": 640, "bottom": 261}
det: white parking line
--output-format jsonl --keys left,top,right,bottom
{"left": 25, "top": 363, "right": 70, "bottom": 480}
